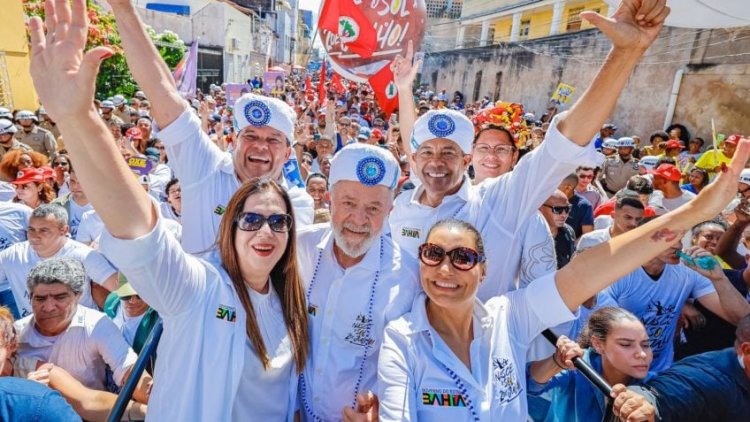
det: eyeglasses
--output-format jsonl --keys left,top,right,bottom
{"left": 236, "top": 212, "right": 293, "bottom": 233}
{"left": 473, "top": 144, "right": 515, "bottom": 156}
{"left": 52, "top": 161, "right": 69, "bottom": 167}
{"left": 119, "top": 295, "right": 141, "bottom": 302}
{"left": 167, "top": 188, "right": 181, "bottom": 196}
{"left": 542, "top": 204, "right": 572, "bottom": 215}
{"left": 578, "top": 174, "right": 594, "bottom": 180}
{"left": 418, "top": 243, "right": 485, "bottom": 271}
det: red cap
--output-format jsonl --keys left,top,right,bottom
{"left": 13, "top": 167, "right": 44, "bottom": 185}
{"left": 650, "top": 164, "right": 682, "bottom": 182}
{"left": 724, "top": 134, "right": 743, "bottom": 145}
{"left": 125, "top": 127, "right": 142, "bottom": 140}
{"left": 372, "top": 128, "right": 383, "bottom": 138}
{"left": 40, "top": 166, "right": 55, "bottom": 180}
{"left": 665, "top": 140, "right": 684, "bottom": 149}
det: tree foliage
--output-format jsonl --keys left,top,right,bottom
{"left": 22, "top": 0, "right": 186, "bottom": 99}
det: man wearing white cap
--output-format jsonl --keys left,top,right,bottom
{"left": 104, "top": 3, "right": 313, "bottom": 254}
{"left": 601, "top": 136, "right": 640, "bottom": 194}
{"left": 390, "top": 0, "right": 673, "bottom": 299}
{"left": 297, "top": 143, "right": 418, "bottom": 421}
{"left": 13, "top": 110, "right": 57, "bottom": 159}
{"left": 99, "top": 100, "right": 122, "bottom": 127}
{"left": 111, "top": 94, "right": 133, "bottom": 122}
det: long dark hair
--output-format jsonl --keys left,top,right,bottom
{"left": 579, "top": 307, "right": 641, "bottom": 348}
{"left": 216, "top": 178, "right": 309, "bottom": 371}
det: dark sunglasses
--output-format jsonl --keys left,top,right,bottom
{"left": 543, "top": 204, "right": 572, "bottom": 215}
{"left": 119, "top": 295, "right": 141, "bottom": 302}
{"left": 236, "top": 212, "right": 293, "bottom": 233}
{"left": 418, "top": 243, "right": 485, "bottom": 271}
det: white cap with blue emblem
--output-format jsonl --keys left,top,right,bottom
{"left": 233, "top": 93, "right": 296, "bottom": 142}
{"left": 329, "top": 144, "right": 401, "bottom": 191}
{"left": 411, "top": 109, "right": 474, "bottom": 154}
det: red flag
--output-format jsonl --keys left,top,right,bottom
{"left": 305, "top": 75, "right": 313, "bottom": 94}
{"left": 331, "top": 73, "right": 346, "bottom": 95}
{"left": 318, "top": 61, "right": 327, "bottom": 105}
{"left": 318, "top": 0, "right": 377, "bottom": 59}
{"left": 368, "top": 63, "right": 399, "bottom": 118}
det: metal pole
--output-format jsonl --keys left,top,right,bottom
{"left": 107, "top": 318, "right": 164, "bottom": 422}
{"left": 541, "top": 329, "right": 612, "bottom": 396}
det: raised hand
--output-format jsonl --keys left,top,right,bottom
{"left": 28, "top": 0, "right": 112, "bottom": 122}
{"left": 390, "top": 40, "right": 421, "bottom": 90}
{"left": 581, "top": 0, "right": 670, "bottom": 51}
{"left": 692, "top": 137, "right": 750, "bottom": 220}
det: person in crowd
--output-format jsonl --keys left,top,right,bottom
{"left": 527, "top": 308, "right": 654, "bottom": 422}
{"left": 0, "top": 118, "right": 33, "bottom": 160}
{"left": 715, "top": 169, "right": 750, "bottom": 269}
{"left": 143, "top": 146, "right": 171, "bottom": 200}
{"left": 695, "top": 134, "right": 739, "bottom": 177}
{"left": 578, "top": 193, "right": 644, "bottom": 249}
{"left": 642, "top": 131, "right": 668, "bottom": 157}
{"left": 160, "top": 178, "right": 181, "bottom": 223}
{"left": 599, "top": 219, "right": 750, "bottom": 372}
{"left": 0, "top": 200, "right": 33, "bottom": 318}
{"left": 601, "top": 138, "right": 618, "bottom": 157}
{"left": 37, "top": 107, "right": 61, "bottom": 141}
{"left": 50, "top": 153, "right": 71, "bottom": 196}
{"left": 392, "top": 34, "right": 610, "bottom": 300}
{"left": 649, "top": 163, "right": 696, "bottom": 211}
{"left": 12, "top": 167, "right": 55, "bottom": 209}
{"left": 618, "top": 314, "right": 750, "bottom": 422}
{"left": 14, "top": 259, "right": 145, "bottom": 397}
{"left": 0, "top": 204, "right": 118, "bottom": 316}
{"left": 311, "top": 135, "right": 335, "bottom": 174}
{"left": 601, "top": 137, "right": 639, "bottom": 195}
{"left": 679, "top": 136, "right": 704, "bottom": 168}
{"left": 594, "top": 175, "right": 656, "bottom": 226}
{"left": 662, "top": 139, "right": 683, "bottom": 160}
{"left": 52, "top": 169, "right": 93, "bottom": 239}
{"left": 593, "top": 123, "right": 617, "bottom": 151}
{"left": 305, "top": 172, "right": 329, "bottom": 210}
{"left": 293, "top": 144, "right": 418, "bottom": 420}
{"left": 470, "top": 124, "right": 518, "bottom": 185}
{"left": 13, "top": 110, "right": 57, "bottom": 159}
{"left": 666, "top": 123, "right": 690, "bottom": 145}
{"left": 538, "top": 190, "right": 576, "bottom": 269}
{"left": 0, "top": 149, "right": 48, "bottom": 182}
{"left": 136, "top": 116, "right": 153, "bottom": 147}
{"left": 29, "top": 7, "right": 315, "bottom": 415}
{"left": 559, "top": 173, "right": 595, "bottom": 239}
{"left": 575, "top": 166, "right": 606, "bottom": 210}
{"left": 103, "top": 276, "right": 158, "bottom": 363}
{"left": 111, "top": 95, "right": 134, "bottom": 123}
{"left": 681, "top": 167, "right": 709, "bottom": 195}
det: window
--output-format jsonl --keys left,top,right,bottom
{"left": 566, "top": 6, "right": 585, "bottom": 31}
{"left": 493, "top": 71, "right": 503, "bottom": 102}
{"left": 431, "top": 71, "right": 438, "bottom": 91}
{"left": 473, "top": 70, "right": 483, "bottom": 102}
{"left": 519, "top": 19, "right": 531, "bottom": 38}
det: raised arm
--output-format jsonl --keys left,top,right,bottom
{"left": 391, "top": 41, "right": 419, "bottom": 160}
{"left": 714, "top": 207, "right": 750, "bottom": 269}
{"left": 556, "top": 138, "right": 750, "bottom": 311}
{"left": 106, "top": 0, "right": 186, "bottom": 128}
{"left": 28, "top": 0, "right": 153, "bottom": 240}
{"left": 556, "top": 0, "right": 670, "bottom": 145}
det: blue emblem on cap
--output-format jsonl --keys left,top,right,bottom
{"left": 356, "top": 157, "right": 386, "bottom": 186}
{"left": 244, "top": 100, "right": 271, "bottom": 127}
{"left": 427, "top": 114, "right": 456, "bottom": 138}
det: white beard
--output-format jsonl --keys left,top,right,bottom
{"left": 332, "top": 223, "right": 377, "bottom": 259}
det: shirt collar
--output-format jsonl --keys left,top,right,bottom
{"left": 23, "top": 305, "right": 86, "bottom": 347}
{"left": 403, "top": 292, "right": 494, "bottom": 336}
{"left": 316, "top": 226, "right": 383, "bottom": 272}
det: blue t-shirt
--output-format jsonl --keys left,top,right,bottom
{"left": 0, "top": 377, "right": 81, "bottom": 421}
{"left": 566, "top": 193, "right": 594, "bottom": 238}
{"left": 599, "top": 264, "right": 715, "bottom": 372}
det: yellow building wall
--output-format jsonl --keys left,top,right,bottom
{"left": 0, "top": 1, "right": 38, "bottom": 110}
{"left": 493, "top": 18, "right": 513, "bottom": 42}
{"left": 524, "top": 9, "right": 554, "bottom": 40}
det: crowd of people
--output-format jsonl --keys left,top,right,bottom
{"left": 0, "top": 0, "right": 748, "bottom": 421}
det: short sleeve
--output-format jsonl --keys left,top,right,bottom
{"left": 81, "top": 248, "right": 117, "bottom": 285}
{"left": 689, "top": 272, "right": 716, "bottom": 300}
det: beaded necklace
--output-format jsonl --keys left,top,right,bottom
{"left": 442, "top": 363, "right": 481, "bottom": 422}
{"left": 300, "top": 236, "right": 384, "bottom": 420}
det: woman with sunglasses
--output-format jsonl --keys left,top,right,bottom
{"left": 25, "top": 4, "right": 310, "bottom": 419}
{"left": 526, "top": 307, "right": 654, "bottom": 422}
{"left": 51, "top": 153, "right": 72, "bottom": 196}
{"left": 377, "top": 131, "right": 750, "bottom": 420}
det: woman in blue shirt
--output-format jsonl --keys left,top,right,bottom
{"left": 527, "top": 307, "right": 655, "bottom": 422}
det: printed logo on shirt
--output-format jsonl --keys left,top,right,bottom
{"left": 344, "top": 314, "right": 375, "bottom": 347}
{"left": 420, "top": 388, "right": 467, "bottom": 407}
{"left": 214, "top": 205, "right": 226, "bottom": 215}
{"left": 641, "top": 300, "right": 677, "bottom": 356}
{"left": 215, "top": 304, "right": 237, "bottom": 322}
{"left": 491, "top": 357, "right": 522, "bottom": 404}
{"left": 0, "top": 237, "right": 9, "bottom": 251}
{"left": 401, "top": 227, "right": 421, "bottom": 239}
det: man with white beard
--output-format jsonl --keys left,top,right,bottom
{"left": 296, "top": 143, "right": 418, "bottom": 421}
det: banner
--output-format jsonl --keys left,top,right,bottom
{"left": 173, "top": 42, "right": 199, "bottom": 99}
{"left": 225, "top": 84, "right": 253, "bottom": 106}
{"left": 550, "top": 83, "right": 575, "bottom": 106}
{"left": 368, "top": 64, "right": 399, "bottom": 118}
{"left": 263, "top": 71, "right": 286, "bottom": 95}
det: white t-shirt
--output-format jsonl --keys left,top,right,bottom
{"left": 0, "top": 202, "right": 32, "bottom": 292}
{"left": 378, "top": 273, "right": 575, "bottom": 421}
{"left": 389, "top": 112, "right": 598, "bottom": 301}
{"left": 0, "top": 182, "right": 15, "bottom": 202}
{"left": 231, "top": 285, "right": 294, "bottom": 421}
{"left": 156, "top": 108, "right": 314, "bottom": 254}
{"left": 649, "top": 189, "right": 696, "bottom": 212}
{"left": 576, "top": 227, "right": 612, "bottom": 251}
{"left": 14, "top": 305, "right": 137, "bottom": 390}
{"left": 599, "top": 264, "right": 715, "bottom": 372}
{"left": 296, "top": 224, "right": 419, "bottom": 421}
{"left": 593, "top": 214, "right": 613, "bottom": 230}
{"left": 76, "top": 209, "right": 105, "bottom": 245}
{"left": 68, "top": 198, "right": 94, "bottom": 240}
{"left": 0, "top": 239, "right": 117, "bottom": 316}
{"left": 111, "top": 307, "right": 146, "bottom": 347}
